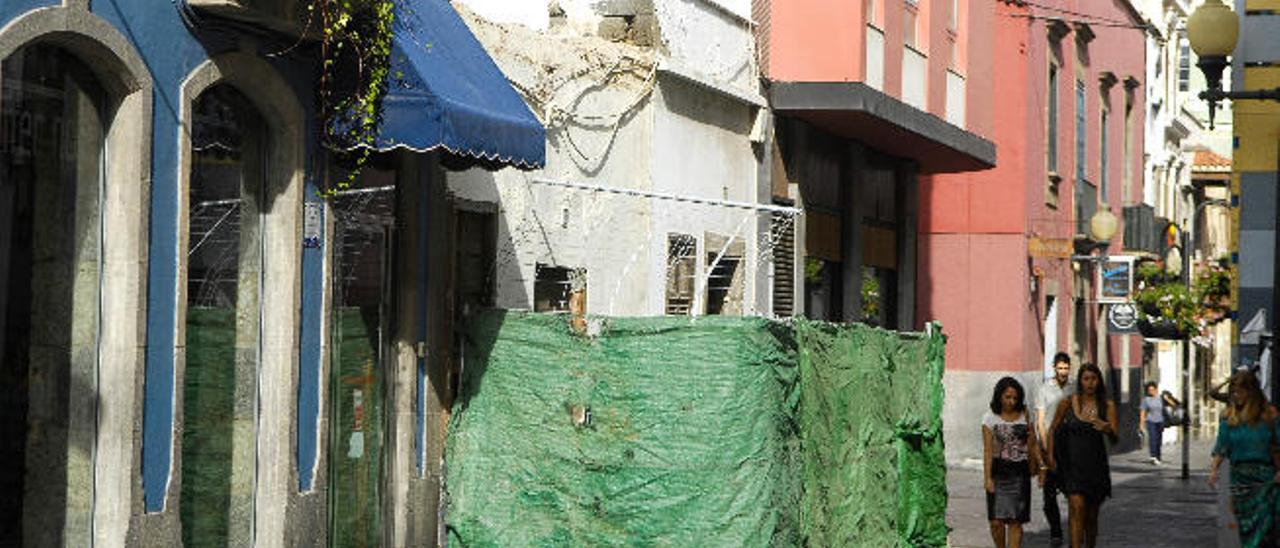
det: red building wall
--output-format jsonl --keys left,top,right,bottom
{"left": 919, "top": 0, "right": 1146, "bottom": 378}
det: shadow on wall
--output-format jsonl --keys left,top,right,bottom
{"left": 432, "top": 161, "right": 530, "bottom": 439}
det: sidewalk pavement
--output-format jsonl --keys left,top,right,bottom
{"left": 946, "top": 437, "right": 1236, "bottom": 547}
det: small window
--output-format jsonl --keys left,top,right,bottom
{"left": 1177, "top": 42, "right": 1191, "bottom": 92}
{"left": 1075, "top": 80, "right": 1086, "bottom": 183}
{"left": 1123, "top": 92, "right": 1134, "bottom": 203}
{"left": 665, "top": 234, "right": 697, "bottom": 315}
{"left": 771, "top": 214, "right": 797, "bottom": 318}
{"left": 1100, "top": 108, "right": 1109, "bottom": 202}
{"left": 534, "top": 264, "right": 583, "bottom": 313}
{"left": 705, "top": 255, "right": 743, "bottom": 315}
{"left": 1048, "top": 64, "right": 1059, "bottom": 173}
{"left": 704, "top": 234, "right": 745, "bottom": 316}
{"left": 904, "top": 0, "right": 919, "bottom": 49}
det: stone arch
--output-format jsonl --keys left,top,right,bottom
{"left": 0, "top": 6, "right": 153, "bottom": 548}
{"left": 175, "top": 51, "right": 305, "bottom": 547}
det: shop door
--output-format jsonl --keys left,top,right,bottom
{"left": 181, "top": 83, "right": 267, "bottom": 548}
{"left": 328, "top": 181, "right": 395, "bottom": 548}
{"left": 1, "top": 44, "right": 108, "bottom": 546}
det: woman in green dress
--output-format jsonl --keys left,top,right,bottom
{"left": 1208, "top": 370, "right": 1280, "bottom": 548}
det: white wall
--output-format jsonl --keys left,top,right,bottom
{"left": 653, "top": 0, "right": 757, "bottom": 94}
{"left": 454, "top": 0, "right": 552, "bottom": 30}
{"left": 649, "top": 76, "right": 760, "bottom": 315}
{"left": 452, "top": 0, "right": 765, "bottom": 317}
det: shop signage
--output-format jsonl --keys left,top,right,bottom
{"left": 1107, "top": 302, "right": 1139, "bottom": 334}
{"left": 1029, "top": 237, "right": 1074, "bottom": 258}
{"left": 303, "top": 201, "right": 322, "bottom": 248}
{"left": 1098, "top": 256, "right": 1134, "bottom": 303}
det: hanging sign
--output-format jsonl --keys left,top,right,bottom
{"left": 1029, "top": 237, "right": 1074, "bottom": 258}
{"left": 1107, "top": 302, "right": 1139, "bottom": 334}
{"left": 1098, "top": 256, "right": 1134, "bottom": 303}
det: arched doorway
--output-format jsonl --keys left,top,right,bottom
{"left": 180, "top": 83, "right": 266, "bottom": 547}
{"left": 0, "top": 43, "right": 109, "bottom": 545}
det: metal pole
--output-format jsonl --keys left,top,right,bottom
{"left": 1181, "top": 228, "right": 1192, "bottom": 480}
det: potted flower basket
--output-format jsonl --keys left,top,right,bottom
{"left": 1132, "top": 259, "right": 1233, "bottom": 343}
{"left": 1138, "top": 317, "right": 1183, "bottom": 339}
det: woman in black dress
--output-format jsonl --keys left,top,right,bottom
{"left": 1046, "top": 363, "right": 1117, "bottom": 548}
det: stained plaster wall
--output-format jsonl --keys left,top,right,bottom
{"left": 453, "top": 1, "right": 766, "bottom": 317}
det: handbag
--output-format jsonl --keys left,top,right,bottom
{"left": 1163, "top": 404, "right": 1186, "bottom": 427}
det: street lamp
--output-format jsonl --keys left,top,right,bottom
{"left": 1178, "top": 197, "right": 1229, "bottom": 480}
{"left": 1188, "top": 0, "right": 1280, "bottom": 128}
{"left": 1090, "top": 208, "right": 1118, "bottom": 245}
{"left": 1073, "top": 208, "right": 1119, "bottom": 260}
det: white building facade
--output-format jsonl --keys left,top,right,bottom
{"left": 449, "top": 0, "right": 781, "bottom": 318}
{"left": 1134, "top": 0, "right": 1234, "bottom": 440}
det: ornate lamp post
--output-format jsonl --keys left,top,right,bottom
{"left": 1188, "top": 0, "right": 1280, "bottom": 128}
{"left": 1177, "top": 198, "right": 1229, "bottom": 480}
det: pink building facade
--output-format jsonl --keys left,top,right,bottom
{"left": 755, "top": 0, "right": 995, "bottom": 329}
{"left": 918, "top": 0, "right": 1148, "bottom": 460}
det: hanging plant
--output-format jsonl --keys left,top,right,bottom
{"left": 314, "top": 0, "right": 396, "bottom": 195}
{"left": 1132, "top": 259, "right": 1233, "bottom": 343}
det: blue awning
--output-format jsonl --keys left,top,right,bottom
{"left": 357, "top": 0, "right": 545, "bottom": 168}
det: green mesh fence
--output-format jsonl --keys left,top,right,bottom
{"left": 794, "top": 320, "right": 948, "bottom": 546}
{"left": 181, "top": 307, "right": 237, "bottom": 548}
{"left": 328, "top": 307, "right": 384, "bottom": 548}
{"left": 444, "top": 312, "right": 947, "bottom": 547}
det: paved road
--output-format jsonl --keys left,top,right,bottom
{"left": 946, "top": 438, "right": 1236, "bottom": 547}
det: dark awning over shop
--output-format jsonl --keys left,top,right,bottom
{"left": 770, "top": 81, "right": 995, "bottom": 174}
{"left": 360, "top": 0, "right": 546, "bottom": 168}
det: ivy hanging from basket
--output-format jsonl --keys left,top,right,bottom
{"left": 314, "top": 0, "right": 396, "bottom": 196}
{"left": 1133, "top": 257, "right": 1232, "bottom": 344}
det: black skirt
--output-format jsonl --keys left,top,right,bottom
{"left": 986, "top": 458, "right": 1031, "bottom": 522}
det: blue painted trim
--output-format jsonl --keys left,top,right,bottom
{"left": 296, "top": 187, "right": 324, "bottom": 491}
{"left": 416, "top": 164, "right": 430, "bottom": 476}
{"left": 142, "top": 114, "right": 182, "bottom": 513}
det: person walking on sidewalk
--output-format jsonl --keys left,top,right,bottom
{"left": 1207, "top": 370, "right": 1280, "bottom": 548}
{"left": 1036, "top": 352, "right": 1073, "bottom": 544}
{"left": 1138, "top": 382, "right": 1165, "bottom": 465}
{"left": 1047, "top": 363, "right": 1117, "bottom": 548}
{"left": 983, "top": 377, "right": 1046, "bottom": 548}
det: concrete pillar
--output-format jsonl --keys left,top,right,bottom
{"left": 841, "top": 144, "right": 866, "bottom": 323}
{"left": 896, "top": 162, "right": 918, "bottom": 331}
{"left": 389, "top": 152, "right": 422, "bottom": 546}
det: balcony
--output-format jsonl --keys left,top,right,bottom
{"left": 1122, "top": 204, "right": 1159, "bottom": 255}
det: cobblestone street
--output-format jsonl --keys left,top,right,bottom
{"left": 947, "top": 438, "right": 1236, "bottom": 547}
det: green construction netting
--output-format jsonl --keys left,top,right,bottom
{"left": 181, "top": 307, "right": 237, "bottom": 548}
{"left": 328, "top": 307, "right": 384, "bottom": 548}
{"left": 794, "top": 321, "right": 948, "bottom": 547}
{"left": 444, "top": 312, "right": 947, "bottom": 547}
